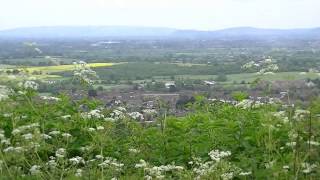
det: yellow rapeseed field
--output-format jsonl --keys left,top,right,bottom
{"left": 23, "top": 63, "right": 114, "bottom": 73}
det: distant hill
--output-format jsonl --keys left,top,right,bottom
{"left": 0, "top": 26, "right": 320, "bottom": 40}
{"left": 173, "top": 27, "right": 320, "bottom": 40}
{"left": 0, "top": 26, "right": 177, "bottom": 39}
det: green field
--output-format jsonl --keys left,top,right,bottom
{"left": 174, "top": 72, "right": 320, "bottom": 83}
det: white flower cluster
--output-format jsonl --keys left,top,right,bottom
{"left": 142, "top": 109, "right": 157, "bottom": 115}
{"left": 307, "top": 140, "right": 320, "bottom": 146}
{"left": 1, "top": 123, "right": 44, "bottom": 153}
{"left": 128, "top": 112, "right": 144, "bottom": 121}
{"left": 220, "top": 172, "right": 234, "bottom": 180}
{"left": 235, "top": 99, "right": 263, "bottom": 109}
{"left": 61, "top": 115, "right": 72, "bottom": 120}
{"left": 40, "top": 96, "right": 60, "bottom": 102}
{"left": 128, "top": 148, "right": 140, "bottom": 153}
{"left": 242, "top": 58, "right": 279, "bottom": 75}
{"left": 272, "top": 111, "right": 289, "bottom": 123}
{"left": 239, "top": 171, "right": 252, "bottom": 176}
{"left": 134, "top": 159, "right": 147, "bottom": 168}
{"left": 135, "top": 160, "right": 184, "bottom": 179}
{"left": 190, "top": 152, "right": 240, "bottom": 180}
{"left": 110, "top": 107, "right": 126, "bottom": 120}
{"left": 30, "top": 165, "right": 41, "bottom": 175}
{"left": 81, "top": 109, "right": 105, "bottom": 120}
{"left": 208, "top": 149, "right": 231, "bottom": 162}
{"left": 97, "top": 157, "right": 124, "bottom": 171}
{"left": 3, "top": 146, "right": 25, "bottom": 153}
{"left": 20, "top": 81, "right": 39, "bottom": 90}
{"left": 11, "top": 123, "right": 40, "bottom": 136}
{"left": 241, "top": 61, "right": 260, "bottom": 69}
{"left": 73, "top": 61, "right": 98, "bottom": 85}
{"left": 0, "top": 85, "right": 11, "bottom": 101}
{"left": 257, "top": 64, "right": 279, "bottom": 75}
{"left": 55, "top": 148, "right": 66, "bottom": 158}
{"left": 75, "top": 169, "right": 83, "bottom": 177}
{"left": 69, "top": 156, "right": 85, "bottom": 165}
{"left": 285, "top": 142, "right": 296, "bottom": 147}
{"left": 45, "top": 156, "right": 58, "bottom": 169}
{"left": 87, "top": 126, "right": 104, "bottom": 132}
{"left": 0, "top": 129, "right": 10, "bottom": 146}
{"left": 293, "top": 109, "right": 310, "bottom": 121}
{"left": 301, "top": 162, "right": 318, "bottom": 174}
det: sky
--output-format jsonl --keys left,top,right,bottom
{"left": 0, "top": 0, "right": 320, "bottom": 30}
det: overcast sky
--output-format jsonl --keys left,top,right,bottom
{"left": 0, "top": 0, "right": 319, "bottom": 30}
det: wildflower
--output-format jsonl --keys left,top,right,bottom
{"left": 208, "top": 149, "right": 231, "bottom": 162}
{"left": 81, "top": 109, "right": 104, "bottom": 119}
{"left": 307, "top": 141, "right": 320, "bottom": 146}
{"left": 242, "top": 61, "right": 256, "bottom": 69}
{"left": 40, "top": 96, "right": 60, "bottom": 101}
{"left": 22, "top": 133, "right": 33, "bottom": 140}
{"left": 110, "top": 109, "right": 125, "bottom": 120}
{"left": 62, "top": 133, "right": 72, "bottom": 138}
{"left": 135, "top": 159, "right": 147, "bottom": 168}
{"left": 98, "top": 157, "right": 123, "bottom": 171}
{"left": 69, "top": 156, "right": 85, "bottom": 165}
{"left": 95, "top": 155, "right": 104, "bottom": 160}
{"left": 129, "top": 148, "right": 140, "bottom": 153}
{"left": 49, "top": 130, "right": 61, "bottom": 136}
{"left": 239, "top": 171, "right": 252, "bottom": 176}
{"left": 306, "top": 81, "right": 315, "bottom": 87}
{"left": 128, "top": 112, "right": 144, "bottom": 121}
{"left": 117, "top": 107, "right": 126, "bottom": 112}
{"left": 46, "top": 157, "right": 57, "bottom": 168}
{"left": 293, "top": 109, "right": 310, "bottom": 120}
{"left": 73, "top": 61, "right": 98, "bottom": 85}
{"left": 22, "top": 81, "right": 39, "bottom": 90}
{"left": 3, "top": 113, "right": 13, "bottom": 118}
{"left": 55, "top": 148, "right": 66, "bottom": 158}
{"left": 80, "top": 146, "right": 91, "bottom": 152}
{"left": 301, "top": 163, "right": 317, "bottom": 174}
{"left": 3, "top": 146, "right": 15, "bottom": 152}
{"left": 283, "top": 165, "right": 289, "bottom": 170}
{"left": 75, "top": 169, "right": 83, "bottom": 177}
{"left": 236, "top": 99, "right": 263, "bottom": 109}
{"left": 30, "top": 142, "right": 40, "bottom": 149}
{"left": 285, "top": 142, "right": 296, "bottom": 147}
{"left": 12, "top": 129, "right": 21, "bottom": 135}
{"left": 265, "top": 161, "right": 275, "bottom": 169}
{"left": 41, "top": 134, "right": 52, "bottom": 139}
{"left": 142, "top": 109, "right": 157, "bottom": 114}
{"left": 96, "top": 126, "right": 104, "bottom": 130}
{"left": 12, "top": 123, "right": 40, "bottom": 135}
{"left": 0, "top": 85, "right": 10, "bottom": 101}
{"left": 61, "top": 115, "right": 71, "bottom": 119}
{"left": 30, "top": 165, "right": 41, "bottom": 175}
{"left": 221, "top": 172, "right": 234, "bottom": 180}
{"left": 1, "top": 139, "right": 10, "bottom": 145}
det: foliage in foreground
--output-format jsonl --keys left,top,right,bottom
{"left": 0, "top": 86, "right": 320, "bottom": 179}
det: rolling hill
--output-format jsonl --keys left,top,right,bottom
{"left": 0, "top": 26, "right": 320, "bottom": 40}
